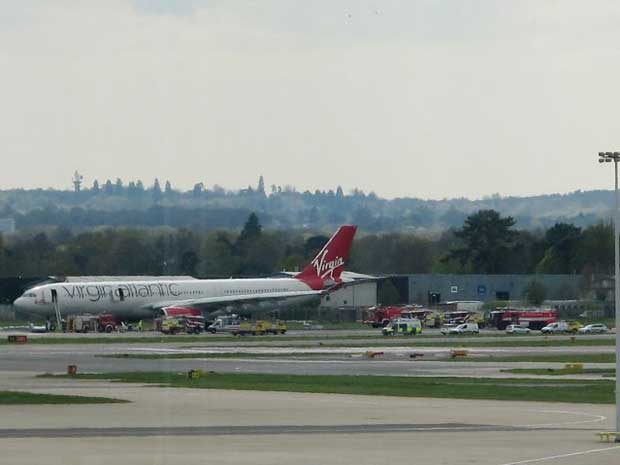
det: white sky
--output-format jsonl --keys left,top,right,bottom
{"left": 1, "top": 0, "right": 620, "bottom": 199}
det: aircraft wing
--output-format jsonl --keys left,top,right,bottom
{"left": 144, "top": 290, "right": 324, "bottom": 311}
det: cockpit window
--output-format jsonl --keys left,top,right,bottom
{"left": 24, "top": 293, "right": 36, "bottom": 298}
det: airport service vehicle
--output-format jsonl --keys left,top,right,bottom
{"left": 160, "top": 315, "right": 204, "bottom": 334}
{"left": 232, "top": 320, "right": 287, "bottom": 336}
{"left": 66, "top": 313, "right": 126, "bottom": 333}
{"left": 578, "top": 323, "right": 609, "bottom": 334}
{"left": 381, "top": 318, "right": 422, "bottom": 336}
{"left": 447, "top": 322, "right": 479, "bottom": 335}
{"left": 541, "top": 321, "right": 582, "bottom": 334}
{"left": 207, "top": 315, "right": 241, "bottom": 334}
{"left": 400, "top": 309, "right": 441, "bottom": 328}
{"left": 362, "top": 306, "right": 412, "bottom": 327}
{"left": 442, "top": 310, "right": 485, "bottom": 328}
{"left": 97, "top": 314, "right": 120, "bottom": 333}
{"left": 14, "top": 225, "right": 357, "bottom": 322}
{"left": 440, "top": 324, "right": 457, "bottom": 335}
{"left": 505, "top": 324, "right": 531, "bottom": 335}
{"left": 489, "top": 308, "right": 558, "bottom": 330}
{"left": 28, "top": 323, "right": 48, "bottom": 333}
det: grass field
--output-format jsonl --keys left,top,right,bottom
{"left": 445, "top": 354, "right": 617, "bottom": 363}
{"left": 45, "top": 372, "right": 615, "bottom": 404}
{"left": 0, "top": 391, "right": 127, "bottom": 405}
{"left": 98, "top": 352, "right": 344, "bottom": 360}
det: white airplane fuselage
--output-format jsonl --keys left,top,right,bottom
{"left": 13, "top": 278, "right": 313, "bottom": 320}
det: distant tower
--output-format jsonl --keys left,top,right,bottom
{"left": 72, "top": 171, "right": 83, "bottom": 193}
{"left": 257, "top": 175, "right": 266, "bottom": 196}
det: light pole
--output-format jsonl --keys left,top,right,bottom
{"left": 598, "top": 151, "right": 620, "bottom": 436}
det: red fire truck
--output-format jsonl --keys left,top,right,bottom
{"left": 489, "top": 308, "right": 558, "bottom": 330}
{"left": 362, "top": 306, "right": 421, "bottom": 327}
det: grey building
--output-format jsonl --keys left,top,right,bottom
{"left": 0, "top": 218, "right": 15, "bottom": 234}
{"left": 321, "top": 281, "right": 377, "bottom": 308}
{"left": 407, "top": 274, "right": 582, "bottom": 305}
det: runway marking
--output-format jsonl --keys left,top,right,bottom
{"left": 498, "top": 445, "right": 620, "bottom": 465}
{"left": 0, "top": 423, "right": 552, "bottom": 439}
{"left": 516, "top": 409, "right": 607, "bottom": 428}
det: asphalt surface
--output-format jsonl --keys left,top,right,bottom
{"left": 0, "top": 334, "right": 616, "bottom": 378}
{"left": 0, "top": 373, "right": 617, "bottom": 465}
{"left": 0, "top": 331, "right": 618, "bottom": 464}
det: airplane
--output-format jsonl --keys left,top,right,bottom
{"left": 13, "top": 225, "right": 357, "bottom": 322}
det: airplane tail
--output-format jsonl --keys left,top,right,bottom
{"left": 295, "top": 225, "right": 357, "bottom": 290}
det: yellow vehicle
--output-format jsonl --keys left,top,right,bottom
{"left": 382, "top": 318, "right": 422, "bottom": 336}
{"left": 232, "top": 320, "right": 287, "bottom": 336}
{"left": 160, "top": 317, "right": 184, "bottom": 335}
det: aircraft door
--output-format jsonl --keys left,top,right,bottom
{"left": 110, "top": 287, "right": 126, "bottom": 303}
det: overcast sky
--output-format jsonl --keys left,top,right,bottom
{"left": 2, "top": 0, "right": 620, "bottom": 199}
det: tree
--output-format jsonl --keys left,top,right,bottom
{"left": 524, "top": 280, "right": 547, "bottom": 306}
{"left": 446, "top": 210, "right": 518, "bottom": 273}
{"left": 114, "top": 178, "right": 124, "bottom": 195}
{"left": 152, "top": 179, "right": 162, "bottom": 202}
{"left": 103, "top": 179, "right": 114, "bottom": 195}
{"left": 238, "top": 213, "right": 262, "bottom": 243}
{"left": 336, "top": 186, "right": 344, "bottom": 198}
{"left": 192, "top": 182, "right": 204, "bottom": 197}
{"left": 179, "top": 250, "right": 199, "bottom": 276}
{"left": 304, "top": 235, "right": 329, "bottom": 259}
{"left": 536, "top": 223, "right": 583, "bottom": 274}
{"left": 164, "top": 180, "right": 172, "bottom": 196}
{"left": 580, "top": 222, "right": 613, "bottom": 274}
{"left": 91, "top": 180, "right": 100, "bottom": 193}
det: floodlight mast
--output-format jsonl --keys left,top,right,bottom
{"left": 598, "top": 150, "right": 620, "bottom": 438}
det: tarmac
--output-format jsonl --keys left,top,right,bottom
{"left": 0, "top": 371, "right": 618, "bottom": 465}
{"left": 0, "top": 331, "right": 618, "bottom": 464}
{"left": 0, "top": 338, "right": 615, "bottom": 379}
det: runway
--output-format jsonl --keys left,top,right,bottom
{"left": 0, "top": 338, "right": 614, "bottom": 379}
{"left": 0, "top": 331, "right": 617, "bottom": 464}
{"left": 0, "top": 372, "right": 616, "bottom": 465}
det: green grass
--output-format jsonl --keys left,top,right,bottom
{"left": 501, "top": 367, "right": 614, "bottom": 376}
{"left": 0, "top": 390, "right": 128, "bottom": 405}
{"left": 98, "top": 352, "right": 343, "bottom": 360}
{"left": 440, "top": 354, "right": 617, "bottom": 363}
{"left": 44, "top": 372, "right": 615, "bottom": 404}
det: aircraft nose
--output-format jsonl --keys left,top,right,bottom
{"left": 13, "top": 297, "right": 24, "bottom": 308}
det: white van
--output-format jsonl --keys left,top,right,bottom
{"left": 448, "top": 322, "right": 479, "bottom": 335}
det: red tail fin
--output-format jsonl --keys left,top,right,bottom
{"left": 296, "top": 225, "right": 357, "bottom": 290}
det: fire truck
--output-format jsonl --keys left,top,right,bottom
{"left": 400, "top": 309, "right": 442, "bottom": 328}
{"left": 488, "top": 308, "right": 558, "bottom": 330}
{"left": 443, "top": 311, "right": 485, "bottom": 327}
{"left": 66, "top": 313, "right": 120, "bottom": 333}
{"left": 362, "top": 306, "right": 420, "bottom": 327}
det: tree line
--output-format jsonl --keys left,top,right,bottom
{"left": 1, "top": 175, "right": 615, "bottom": 232}
{"left": 0, "top": 210, "right": 614, "bottom": 280}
